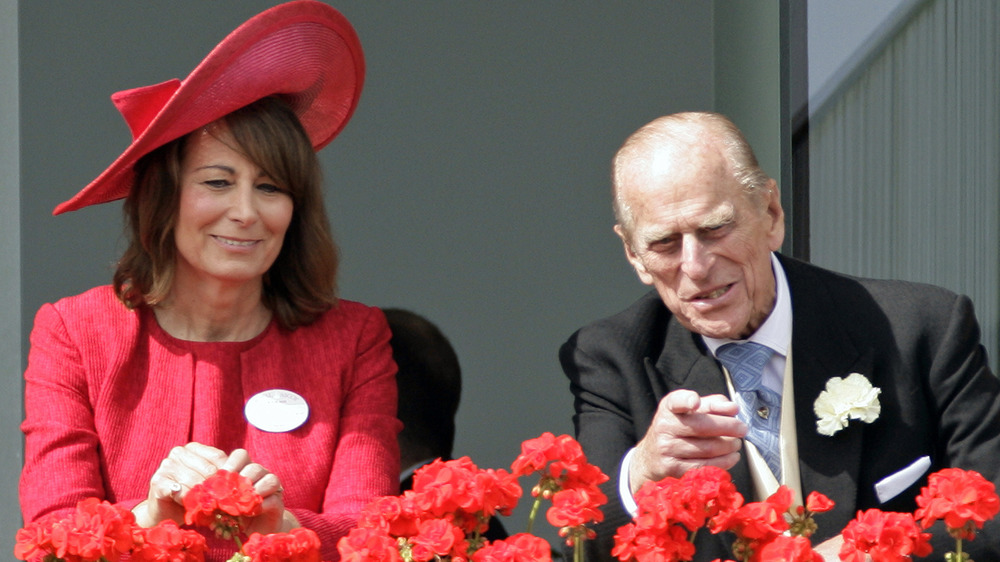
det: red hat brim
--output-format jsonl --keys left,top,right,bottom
{"left": 54, "top": 0, "right": 364, "bottom": 215}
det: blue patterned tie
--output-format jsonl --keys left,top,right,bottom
{"left": 716, "top": 342, "right": 782, "bottom": 480}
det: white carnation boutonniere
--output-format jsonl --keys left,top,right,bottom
{"left": 814, "top": 372, "right": 881, "bottom": 436}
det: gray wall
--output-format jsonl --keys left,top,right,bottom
{"left": 3, "top": 0, "right": 23, "bottom": 548}
{"left": 715, "top": 1, "right": 783, "bottom": 185}
{"left": 13, "top": 0, "right": 727, "bottom": 546}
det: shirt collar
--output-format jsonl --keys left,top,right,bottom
{"left": 702, "top": 252, "right": 792, "bottom": 358}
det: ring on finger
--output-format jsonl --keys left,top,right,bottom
{"left": 169, "top": 482, "right": 182, "bottom": 495}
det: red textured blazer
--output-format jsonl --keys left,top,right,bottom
{"left": 20, "top": 286, "right": 401, "bottom": 561}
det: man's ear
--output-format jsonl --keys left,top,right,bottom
{"left": 614, "top": 224, "right": 654, "bottom": 286}
{"left": 763, "top": 179, "right": 786, "bottom": 251}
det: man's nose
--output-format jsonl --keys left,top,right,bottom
{"left": 679, "top": 235, "right": 711, "bottom": 279}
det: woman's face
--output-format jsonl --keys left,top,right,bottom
{"left": 173, "top": 126, "right": 293, "bottom": 290}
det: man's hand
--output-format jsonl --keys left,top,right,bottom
{"left": 629, "top": 389, "right": 747, "bottom": 494}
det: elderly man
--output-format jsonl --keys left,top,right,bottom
{"left": 561, "top": 112, "right": 1000, "bottom": 560}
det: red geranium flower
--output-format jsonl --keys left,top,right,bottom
{"left": 750, "top": 535, "right": 821, "bottom": 562}
{"left": 715, "top": 494, "right": 789, "bottom": 542}
{"left": 785, "top": 491, "right": 835, "bottom": 538}
{"left": 183, "top": 470, "right": 262, "bottom": 537}
{"left": 712, "top": 487, "right": 793, "bottom": 562}
{"left": 337, "top": 527, "right": 403, "bottom": 562}
{"left": 547, "top": 487, "right": 606, "bottom": 529}
{"left": 471, "top": 533, "right": 552, "bottom": 562}
{"left": 359, "top": 493, "right": 422, "bottom": 537}
{"left": 243, "top": 527, "right": 322, "bottom": 562}
{"left": 612, "top": 520, "right": 695, "bottom": 562}
{"left": 409, "top": 518, "right": 468, "bottom": 562}
{"left": 510, "top": 433, "right": 566, "bottom": 476}
{"left": 15, "top": 498, "right": 137, "bottom": 562}
{"left": 915, "top": 467, "right": 1000, "bottom": 540}
{"left": 14, "top": 512, "right": 61, "bottom": 561}
{"left": 839, "top": 509, "right": 932, "bottom": 562}
{"left": 805, "top": 491, "right": 835, "bottom": 514}
{"left": 613, "top": 467, "right": 743, "bottom": 562}
{"left": 409, "top": 457, "right": 522, "bottom": 536}
{"left": 682, "top": 466, "right": 743, "bottom": 532}
{"left": 132, "top": 520, "right": 207, "bottom": 562}
{"left": 511, "top": 433, "right": 609, "bottom": 491}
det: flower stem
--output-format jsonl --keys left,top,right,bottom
{"left": 526, "top": 495, "right": 543, "bottom": 535}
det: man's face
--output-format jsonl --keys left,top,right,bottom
{"left": 616, "top": 142, "right": 784, "bottom": 340}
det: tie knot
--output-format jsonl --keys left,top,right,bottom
{"left": 716, "top": 342, "right": 774, "bottom": 390}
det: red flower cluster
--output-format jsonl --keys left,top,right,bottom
{"left": 243, "top": 527, "right": 323, "bottom": 562}
{"left": 14, "top": 498, "right": 136, "bottom": 562}
{"left": 413, "top": 457, "right": 522, "bottom": 535}
{"left": 752, "top": 535, "right": 822, "bottom": 562}
{"left": 132, "top": 520, "right": 207, "bottom": 562}
{"left": 337, "top": 527, "right": 402, "bottom": 562}
{"left": 915, "top": 467, "right": 1000, "bottom": 541}
{"left": 15, "top": 470, "right": 323, "bottom": 562}
{"left": 838, "top": 467, "right": 1000, "bottom": 561}
{"left": 511, "top": 432, "right": 609, "bottom": 545}
{"left": 612, "top": 463, "right": 1000, "bottom": 562}
{"left": 840, "top": 509, "right": 932, "bottom": 562}
{"left": 342, "top": 456, "right": 519, "bottom": 561}
{"left": 339, "top": 433, "right": 608, "bottom": 562}
{"left": 716, "top": 485, "right": 796, "bottom": 560}
{"left": 183, "top": 469, "right": 263, "bottom": 538}
{"left": 612, "top": 468, "right": 829, "bottom": 562}
{"left": 469, "top": 533, "right": 551, "bottom": 562}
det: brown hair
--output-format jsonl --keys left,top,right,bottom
{"left": 113, "top": 97, "right": 338, "bottom": 329}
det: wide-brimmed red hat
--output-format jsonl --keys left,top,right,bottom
{"left": 54, "top": 0, "right": 364, "bottom": 215}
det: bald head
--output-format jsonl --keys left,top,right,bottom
{"left": 612, "top": 112, "right": 771, "bottom": 242}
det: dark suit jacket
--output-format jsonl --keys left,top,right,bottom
{"left": 561, "top": 255, "right": 1000, "bottom": 561}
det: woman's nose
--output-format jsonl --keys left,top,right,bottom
{"left": 227, "top": 184, "right": 259, "bottom": 225}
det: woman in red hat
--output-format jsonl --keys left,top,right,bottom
{"left": 19, "top": 2, "right": 398, "bottom": 560}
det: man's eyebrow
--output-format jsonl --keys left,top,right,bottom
{"left": 698, "top": 203, "right": 735, "bottom": 229}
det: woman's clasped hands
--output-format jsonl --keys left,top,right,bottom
{"left": 134, "top": 442, "right": 299, "bottom": 536}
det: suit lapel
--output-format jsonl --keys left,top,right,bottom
{"left": 782, "top": 256, "right": 875, "bottom": 531}
{"left": 651, "top": 316, "right": 727, "bottom": 394}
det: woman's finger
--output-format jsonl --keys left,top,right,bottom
{"left": 222, "top": 448, "right": 251, "bottom": 473}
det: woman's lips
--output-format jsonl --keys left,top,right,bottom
{"left": 212, "top": 235, "right": 259, "bottom": 248}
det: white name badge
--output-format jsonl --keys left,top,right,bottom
{"left": 244, "top": 389, "right": 309, "bottom": 433}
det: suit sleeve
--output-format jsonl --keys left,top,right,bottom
{"left": 560, "top": 331, "right": 643, "bottom": 561}
{"left": 922, "top": 293, "right": 1000, "bottom": 557}
{"left": 289, "top": 307, "right": 401, "bottom": 561}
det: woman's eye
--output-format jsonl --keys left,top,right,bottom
{"left": 257, "top": 183, "right": 282, "bottom": 194}
{"left": 204, "top": 179, "right": 231, "bottom": 188}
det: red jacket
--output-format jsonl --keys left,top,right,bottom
{"left": 20, "top": 286, "right": 400, "bottom": 561}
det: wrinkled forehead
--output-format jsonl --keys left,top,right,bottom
{"left": 620, "top": 140, "right": 737, "bottom": 206}
{"left": 630, "top": 186, "right": 736, "bottom": 240}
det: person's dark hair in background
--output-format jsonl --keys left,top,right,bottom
{"left": 384, "top": 308, "right": 461, "bottom": 468}
{"left": 384, "top": 308, "right": 508, "bottom": 541}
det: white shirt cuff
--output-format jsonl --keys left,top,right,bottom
{"left": 619, "top": 447, "right": 639, "bottom": 516}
